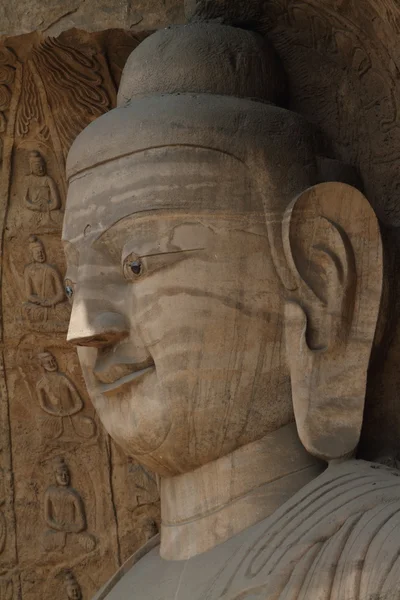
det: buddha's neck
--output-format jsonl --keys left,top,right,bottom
{"left": 160, "top": 422, "right": 324, "bottom": 560}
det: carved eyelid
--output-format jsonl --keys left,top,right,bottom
{"left": 121, "top": 247, "right": 204, "bottom": 264}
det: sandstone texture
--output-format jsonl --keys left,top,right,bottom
{"left": 0, "top": 29, "right": 159, "bottom": 600}
{"left": 0, "top": 0, "right": 400, "bottom": 598}
{"left": 0, "top": 0, "right": 185, "bottom": 37}
{"left": 64, "top": 8, "right": 400, "bottom": 600}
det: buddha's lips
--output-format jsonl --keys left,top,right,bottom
{"left": 98, "top": 365, "right": 155, "bottom": 395}
{"left": 93, "top": 352, "right": 154, "bottom": 384}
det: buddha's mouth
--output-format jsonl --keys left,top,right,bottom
{"left": 92, "top": 350, "right": 155, "bottom": 394}
{"left": 98, "top": 365, "right": 155, "bottom": 395}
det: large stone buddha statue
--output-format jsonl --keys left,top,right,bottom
{"left": 62, "top": 6, "right": 400, "bottom": 599}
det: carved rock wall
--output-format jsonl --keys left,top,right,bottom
{"left": 0, "top": 1, "right": 185, "bottom": 38}
{"left": 0, "top": 30, "right": 159, "bottom": 600}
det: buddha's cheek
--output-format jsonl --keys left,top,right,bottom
{"left": 94, "top": 374, "right": 172, "bottom": 457}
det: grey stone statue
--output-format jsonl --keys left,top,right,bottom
{"left": 63, "top": 9, "right": 400, "bottom": 600}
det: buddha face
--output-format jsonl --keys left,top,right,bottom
{"left": 56, "top": 465, "right": 70, "bottom": 486}
{"left": 39, "top": 353, "right": 58, "bottom": 372}
{"left": 30, "top": 156, "right": 46, "bottom": 176}
{"left": 63, "top": 147, "right": 293, "bottom": 476}
{"left": 66, "top": 582, "right": 82, "bottom": 600}
{"left": 31, "top": 244, "right": 46, "bottom": 263}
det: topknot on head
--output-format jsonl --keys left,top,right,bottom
{"left": 29, "top": 150, "right": 42, "bottom": 160}
{"left": 28, "top": 234, "right": 43, "bottom": 249}
{"left": 54, "top": 456, "right": 67, "bottom": 470}
{"left": 117, "top": 3, "right": 286, "bottom": 108}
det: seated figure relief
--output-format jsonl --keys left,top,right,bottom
{"left": 36, "top": 351, "right": 96, "bottom": 440}
{"left": 23, "top": 150, "right": 63, "bottom": 228}
{"left": 42, "top": 457, "right": 96, "bottom": 553}
{"left": 62, "top": 8, "right": 400, "bottom": 600}
{"left": 23, "top": 235, "right": 69, "bottom": 325}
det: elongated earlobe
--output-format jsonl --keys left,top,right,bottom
{"left": 283, "top": 183, "right": 383, "bottom": 461}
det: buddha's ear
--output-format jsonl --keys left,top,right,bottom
{"left": 283, "top": 182, "right": 383, "bottom": 461}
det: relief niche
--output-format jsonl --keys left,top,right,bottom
{"left": 0, "top": 28, "right": 159, "bottom": 600}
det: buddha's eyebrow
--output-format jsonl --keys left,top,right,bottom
{"left": 139, "top": 247, "right": 205, "bottom": 258}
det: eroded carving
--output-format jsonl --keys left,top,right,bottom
{"left": 0, "top": 46, "right": 16, "bottom": 135}
{"left": 16, "top": 63, "right": 43, "bottom": 139}
{"left": 0, "top": 29, "right": 149, "bottom": 600}
{"left": 23, "top": 151, "right": 61, "bottom": 213}
{"left": 42, "top": 457, "right": 96, "bottom": 553}
{"left": 22, "top": 235, "right": 67, "bottom": 324}
{"left": 143, "top": 518, "right": 158, "bottom": 541}
{"left": 36, "top": 351, "right": 95, "bottom": 441}
{"left": 31, "top": 38, "right": 111, "bottom": 157}
{"left": 64, "top": 572, "right": 82, "bottom": 600}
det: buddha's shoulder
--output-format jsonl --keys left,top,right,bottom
{"left": 92, "top": 535, "right": 162, "bottom": 600}
{"left": 95, "top": 460, "right": 400, "bottom": 600}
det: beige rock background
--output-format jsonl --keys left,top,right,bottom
{"left": 0, "top": 1, "right": 185, "bottom": 37}
{"left": 0, "top": 0, "right": 400, "bottom": 598}
{"left": 0, "top": 28, "right": 160, "bottom": 600}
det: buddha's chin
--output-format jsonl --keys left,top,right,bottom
{"left": 88, "top": 371, "right": 173, "bottom": 458}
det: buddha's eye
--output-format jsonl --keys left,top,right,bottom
{"left": 123, "top": 253, "right": 144, "bottom": 281}
{"left": 130, "top": 260, "right": 142, "bottom": 275}
{"left": 64, "top": 279, "right": 74, "bottom": 302}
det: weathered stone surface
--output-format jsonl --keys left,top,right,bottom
{"left": 184, "top": 0, "right": 264, "bottom": 27}
{"left": 63, "top": 12, "right": 400, "bottom": 599}
{"left": 0, "top": 29, "right": 159, "bottom": 600}
{"left": 1, "top": 0, "right": 400, "bottom": 598}
{"left": 0, "top": 0, "right": 185, "bottom": 38}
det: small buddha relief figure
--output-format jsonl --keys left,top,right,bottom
{"left": 42, "top": 457, "right": 96, "bottom": 553}
{"left": 64, "top": 572, "right": 82, "bottom": 600}
{"left": 23, "top": 151, "right": 63, "bottom": 228}
{"left": 23, "top": 235, "right": 69, "bottom": 326}
{"left": 36, "top": 351, "right": 96, "bottom": 441}
{"left": 63, "top": 5, "right": 400, "bottom": 600}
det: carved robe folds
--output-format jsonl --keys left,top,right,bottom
{"left": 101, "top": 461, "right": 400, "bottom": 600}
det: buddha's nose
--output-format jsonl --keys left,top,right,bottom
{"left": 67, "top": 299, "right": 129, "bottom": 348}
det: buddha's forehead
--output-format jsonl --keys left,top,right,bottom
{"left": 63, "top": 146, "right": 273, "bottom": 247}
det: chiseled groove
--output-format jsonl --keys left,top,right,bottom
{"left": 380, "top": 551, "right": 400, "bottom": 597}
{"left": 247, "top": 474, "right": 400, "bottom": 578}
{"left": 279, "top": 541, "right": 324, "bottom": 600}
{"left": 297, "top": 511, "right": 364, "bottom": 600}
{"left": 360, "top": 505, "right": 400, "bottom": 598}
{"left": 260, "top": 481, "right": 400, "bottom": 579}
{"left": 330, "top": 502, "right": 400, "bottom": 600}
{"left": 246, "top": 472, "right": 371, "bottom": 576}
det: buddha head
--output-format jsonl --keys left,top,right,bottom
{"left": 55, "top": 458, "right": 70, "bottom": 487}
{"left": 29, "top": 150, "right": 46, "bottom": 177}
{"left": 64, "top": 572, "right": 82, "bottom": 600}
{"left": 63, "top": 21, "right": 383, "bottom": 478}
{"left": 38, "top": 351, "right": 58, "bottom": 372}
{"left": 29, "top": 235, "right": 46, "bottom": 263}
